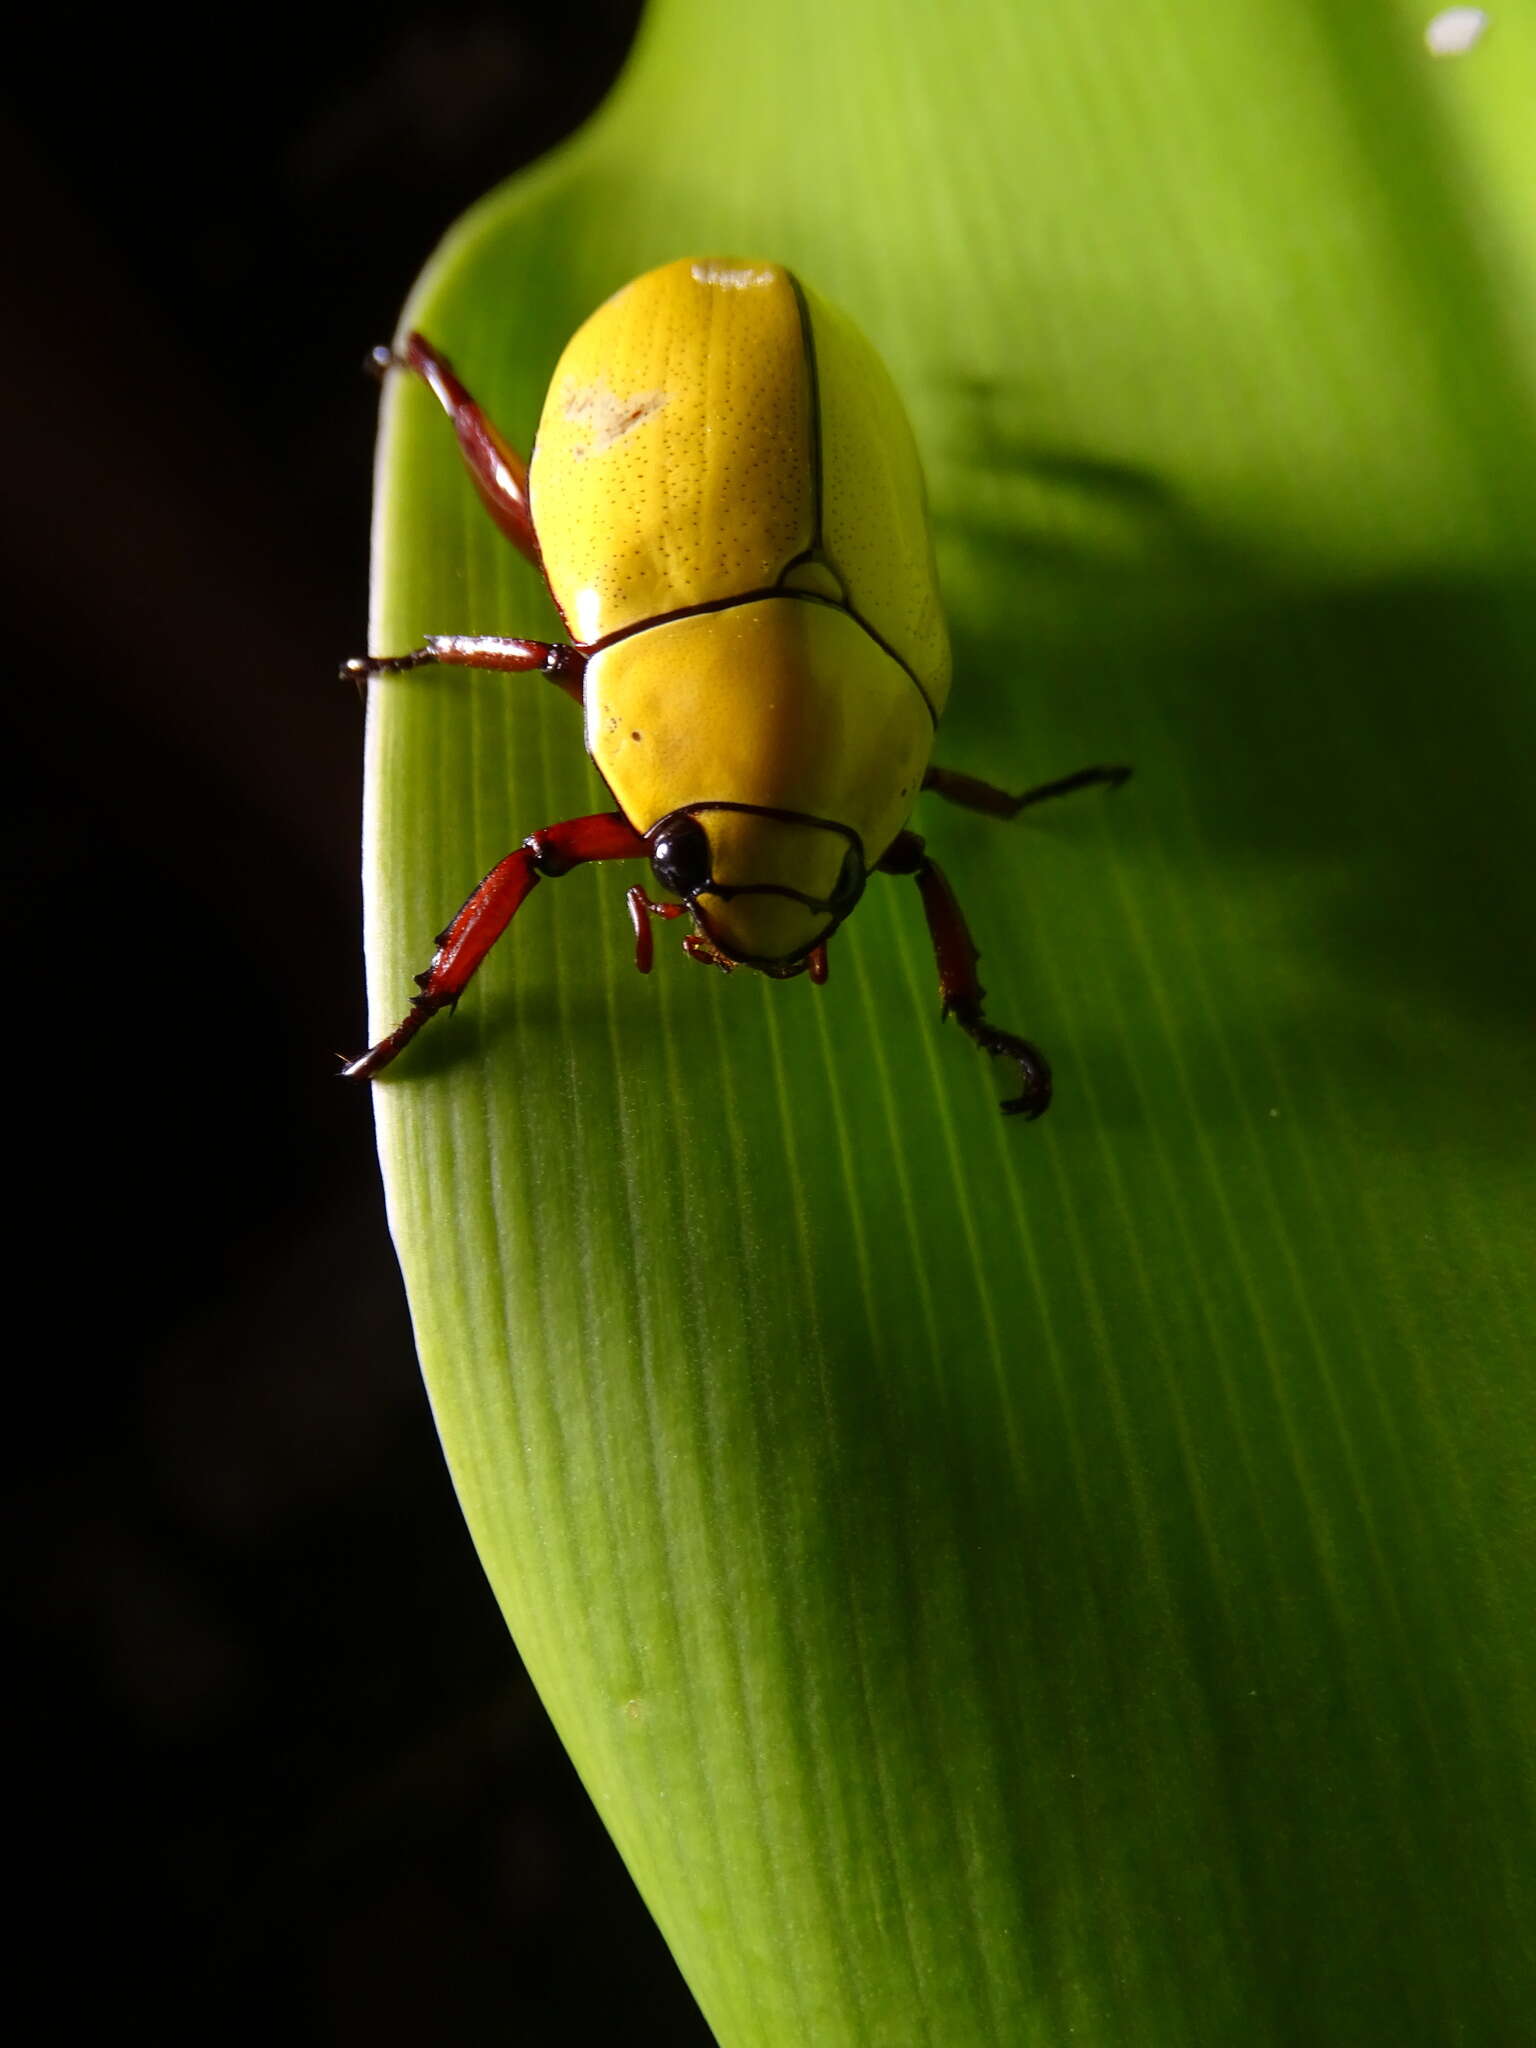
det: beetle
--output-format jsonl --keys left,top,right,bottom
{"left": 342, "top": 256, "right": 1127, "bottom": 1114}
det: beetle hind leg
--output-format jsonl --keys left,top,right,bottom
{"left": 879, "top": 830, "right": 1052, "bottom": 1119}
{"left": 373, "top": 331, "right": 541, "bottom": 567}
{"left": 923, "top": 762, "right": 1130, "bottom": 818}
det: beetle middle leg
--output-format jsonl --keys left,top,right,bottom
{"left": 879, "top": 830, "right": 1051, "bottom": 1119}
{"left": 372, "top": 330, "right": 541, "bottom": 568}
{"left": 923, "top": 762, "right": 1130, "bottom": 817}
{"left": 342, "top": 636, "right": 586, "bottom": 704}
{"left": 342, "top": 811, "right": 647, "bottom": 1081}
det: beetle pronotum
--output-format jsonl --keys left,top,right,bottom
{"left": 344, "top": 257, "right": 1127, "bottom": 1115}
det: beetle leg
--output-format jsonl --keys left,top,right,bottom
{"left": 878, "top": 829, "right": 1051, "bottom": 1119}
{"left": 341, "top": 811, "right": 647, "bottom": 1080}
{"left": 682, "top": 934, "right": 736, "bottom": 974}
{"left": 372, "top": 331, "right": 541, "bottom": 567}
{"left": 923, "top": 762, "right": 1131, "bottom": 818}
{"left": 807, "top": 943, "right": 829, "bottom": 985}
{"left": 341, "top": 636, "right": 586, "bottom": 704}
{"left": 626, "top": 886, "right": 687, "bottom": 974}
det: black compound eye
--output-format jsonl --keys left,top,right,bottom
{"left": 830, "top": 845, "right": 865, "bottom": 910}
{"left": 650, "top": 816, "right": 711, "bottom": 898}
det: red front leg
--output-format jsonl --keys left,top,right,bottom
{"left": 342, "top": 812, "right": 647, "bottom": 1080}
{"left": 879, "top": 830, "right": 1052, "bottom": 1119}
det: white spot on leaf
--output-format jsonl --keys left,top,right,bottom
{"left": 1425, "top": 8, "right": 1488, "bottom": 55}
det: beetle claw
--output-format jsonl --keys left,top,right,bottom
{"left": 342, "top": 649, "right": 432, "bottom": 685}
{"left": 975, "top": 1026, "right": 1053, "bottom": 1119}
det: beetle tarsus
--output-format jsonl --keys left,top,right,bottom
{"left": 338, "top": 994, "right": 444, "bottom": 1081}
{"left": 342, "top": 637, "right": 586, "bottom": 703}
{"left": 342, "top": 650, "right": 433, "bottom": 684}
{"left": 880, "top": 829, "right": 1051, "bottom": 1118}
{"left": 947, "top": 1005, "right": 1053, "bottom": 1118}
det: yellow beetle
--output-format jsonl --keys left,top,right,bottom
{"left": 343, "top": 257, "right": 1126, "bottom": 1115}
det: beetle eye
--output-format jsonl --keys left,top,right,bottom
{"left": 830, "top": 845, "right": 865, "bottom": 910}
{"left": 650, "top": 816, "right": 712, "bottom": 898}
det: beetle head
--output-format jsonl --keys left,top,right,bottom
{"left": 647, "top": 805, "right": 865, "bottom": 972}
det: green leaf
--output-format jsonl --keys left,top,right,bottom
{"left": 360, "top": 2, "right": 1536, "bottom": 2039}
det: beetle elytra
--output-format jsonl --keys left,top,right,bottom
{"left": 343, "top": 257, "right": 1127, "bottom": 1115}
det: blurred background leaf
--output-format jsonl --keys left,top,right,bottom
{"left": 364, "top": 1, "right": 1536, "bottom": 2042}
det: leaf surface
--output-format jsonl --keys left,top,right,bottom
{"left": 362, "top": 4, "right": 1536, "bottom": 2038}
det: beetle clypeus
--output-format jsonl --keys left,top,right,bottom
{"left": 343, "top": 257, "right": 1127, "bottom": 1115}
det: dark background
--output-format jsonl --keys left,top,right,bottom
{"left": 3, "top": 6, "right": 713, "bottom": 2039}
